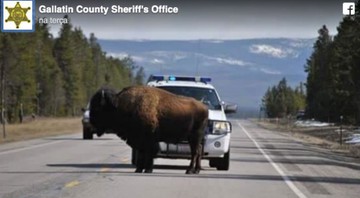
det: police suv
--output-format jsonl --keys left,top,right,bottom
{"left": 142, "top": 75, "right": 237, "bottom": 170}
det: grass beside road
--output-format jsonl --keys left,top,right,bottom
{"left": 0, "top": 117, "right": 82, "bottom": 144}
{"left": 255, "top": 119, "right": 360, "bottom": 158}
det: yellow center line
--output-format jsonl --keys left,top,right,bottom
{"left": 65, "top": 180, "right": 80, "bottom": 188}
{"left": 100, "top": 168, "right": 110, "bottom": 172}
{"left": 121, "top": 157, "right": 129, "bottom": 162}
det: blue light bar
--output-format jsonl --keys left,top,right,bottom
{"left": 150, "top": 75, "right": 164, "bottom": 81}
{"left": 149, "top": 75, "right": 212, "bottom": 84}
{"left": 169, "top": 76, "right": 176, "bottom": 81}
{"left": 200, "top": 77, "right": 211, "bottom": 83}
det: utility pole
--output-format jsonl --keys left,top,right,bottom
{"left": 36, "top": 83, "right": 42, "bottom": 116}
{"left": 195, "top": 39, "right": 200, "bottom": 76}
{"left": 258, "top": 106, "right": 262, "bottom": 121}
{"left": 1, "top": 60, "right": 5, "bottom": 139}
{"left": 339, "top": 115, "right": 343, "bottom": 145}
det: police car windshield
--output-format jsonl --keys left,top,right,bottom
{"left": 158, "top": 86, "right": 221, "bottom": 110}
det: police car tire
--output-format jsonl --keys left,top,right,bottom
{"left": 216, "top": 150, "right": 230, "bottom": 170}
{"left": 209, "top": 158, "right": 218, "bottom": 168}
{"left": 83, "top": 127, "right": 93, "bottom": 140}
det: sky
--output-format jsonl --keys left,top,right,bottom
{"left": 36, "top": 0, "right": 347, "bottom": 40}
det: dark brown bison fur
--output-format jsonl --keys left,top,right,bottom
{"left": 89, "top": 86, "right": 208, "bottom": 174}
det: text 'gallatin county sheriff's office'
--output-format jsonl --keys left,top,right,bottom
{"left": 38, "top": 5, "right": 179, "bottom": 15}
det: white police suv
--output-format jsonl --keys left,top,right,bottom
{"left": 144, "top": 75, "right": 237, "bottom": 170}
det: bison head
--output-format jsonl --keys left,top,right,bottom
{"left": 89, "top": 88, "right": 118, "bottom": 136}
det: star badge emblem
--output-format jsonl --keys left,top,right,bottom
{"left": 5, "top": 2, "right": 30, "bottom": 29}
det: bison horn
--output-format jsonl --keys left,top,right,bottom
{"left": 100, "top": 89, "right": 106, "bottom": 106}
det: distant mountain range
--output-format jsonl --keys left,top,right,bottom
{"left": 99, "top": 38, "right": 315, "bottom": 116}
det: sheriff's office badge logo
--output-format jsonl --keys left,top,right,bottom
{"left": 1, "top": 0, "right": 35, "bottom": 32}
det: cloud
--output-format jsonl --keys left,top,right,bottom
{"left": 213, "top": 57, "right": 248, "bottom": 66}
{"left": 173, "top": 53, "right": 188, "bottom": 61}
{"left": 259, "top": 68, "right": 282, "bottom": 75}
{"left": 108, "top": 52, "right": 129, "bottom": 59}
{"left": 109, "top": 51, "right": 250, "bottom": 67}
{"left": 130, "top": 56, "right": 145, "bottom": 63}
{"left": 144, "top": 51, "right": 190, "bottom": 61}
{"left": 107, "top": 52, "right": 146, "bottom": 63}
{"left": 204, "top": 40, "right": 224, "bottom": 44}
{"left": 200, "top": 54, "right": 281, "bottom": 75}
{"left": 150, "top": 58, "right": 165, "bottom": 64}
{"left": 197, "top": 54, "right": 251, "bottom": 67}
{"left": 109, "top": 51, "right": 280, "bottom": 76}
{"left": 282, "top": 39, "right": 314, "bottom": 48}
{"left": 249, "top": 44, "right": 299, "bottom": 58}
{"left": 146, "top": 51, "right": 170, "bottom": 58}
{"left": 108, "top": 52, "right": 168, "bottom": 65}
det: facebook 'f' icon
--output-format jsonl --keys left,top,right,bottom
{"left": 343, "top": 2, "right": 356, "bottom": 15}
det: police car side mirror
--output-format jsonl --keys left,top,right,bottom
{"left": 224, "top": 103, "right": 237, "bottom": 114}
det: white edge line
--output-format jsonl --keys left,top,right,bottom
{"left": 0, "top": 140, "right": 65, "bottom": 156}
{"left": 237, "top": 120, "right": 307, "bottom": 198}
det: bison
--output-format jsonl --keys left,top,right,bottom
{"left": 89, "top": 86, "right": 208, "bottom": 174}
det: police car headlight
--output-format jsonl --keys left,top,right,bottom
{"left": 212, "top": 121, "right": 231, "bottom": 134}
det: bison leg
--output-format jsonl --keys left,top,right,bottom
{"left": 135, "top": 139, "right": 158, "bottom": 173}
{"left": 135, "top": 150, "right": 145, "bottom": 173}
{"left": 143, "top": 146, "right": 153, "bottom": 173}
{"left": 186, "top": 138, "right": 202, "bottom": 174}
{"left": 194, "top": 144, "right": 203, "bottom": 174}
{"left": 144, "top": 151, "right": 154, "bottom": 173}
{"left": 186, "top": 143, "right": 196, "bottom": 174}
{"left": 144, "top": 141, "right": 158, "bottom": 173}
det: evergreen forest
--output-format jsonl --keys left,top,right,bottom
{"left": 263, "top": 2, "right": 360, "bottom": 124}
{"left": 0, "top": 17, "right": 145, "bottom": 123}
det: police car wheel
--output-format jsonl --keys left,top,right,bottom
{"left": 209, "top": 159, "right": 218, "bottom": 168}
{"left": 216, "top": 150, "right": 230, "bottom": 171}
{"left": 83, "top": 127, "right": 93, "bottom": 140}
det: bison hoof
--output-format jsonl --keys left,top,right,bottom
{"left": 186, "top": 169, "right": 195, "bottom": 174}
{"left": 135, "top": 168, "right": 143, "bottom": 173}
{"left": 144, "top": 169, "right": 153, "bottom": 173}
{"left": 186, "top": 168, "right": 200, "bottom": 174}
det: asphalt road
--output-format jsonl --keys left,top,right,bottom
{"left": 1, "top": 119, "right": 360, "bottom": 198}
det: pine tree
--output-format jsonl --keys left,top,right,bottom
{"left": 0, "top": 16, "right": 144, "bottom": 119}
{"left": 262, "top": 78, "right": 304, "bottom": 118}
{"left": 34, "top": 23, "right": 64, "bottom": 116}
{"left": 134, "top": 67, "right": 145, "bottom": 85}
{"left": 304, "top": 25, "right": 334, "bottom": 121}
{"left": 303, "top": 1, "right": 360, "bottom": 124}
{"left": 54, "top": 16, "right": 81, "bottom": 116}
{"left": 353, "top": 1, "right": 360, "bottom": 123}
